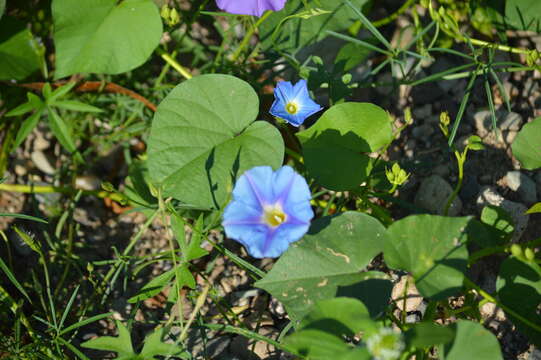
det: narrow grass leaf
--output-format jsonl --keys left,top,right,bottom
{"left": 0, "top": 257, "right": 31, "bottom": 302}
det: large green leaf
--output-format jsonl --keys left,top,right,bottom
{"left": 496, "top": 256, "right": 541, "bottom": 346}
{"left": 147, "top": 75, "right": 284, "bottom": 209}
{"left": 442, "top": 321, "right": 503, "bottom": 360}
{"left": 512, "top": 117, "right": 541, "bottom": 170}
{"left": 0, "top": 0, "right": 5, "bottom": 20}
{"left": 0, "top": 17, "right": 42, "bottom": 80}
{"left": 405, "top": 323, "right": 454, "bottom": 348}
{"left": 256, "top": 212, "right": 388, "bottom": 322}
{"left": 299, "top": 297, "right": 373, "bottom": 337}
{"left": 384, "top": 215, "right": 470, "bottom": 300}
{"left": 297, "top": 102, "right": 392, "bottom": 190}
{"left": 52, "top": 0, "right": 162, "bottom": 79}
{"left": 259, "top": 0, "right": 369, "bottom": 53}
{"left": 505, "top": 0, "right": 541, "bottom": 32}
{"left": 284, "top": 329, "right": 355, "bottom": 360}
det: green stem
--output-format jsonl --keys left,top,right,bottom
{"left": 443, "top": 150, "right": 465, "bottom": 216}
{"left": 469, "top": 38, "right": 531, "bottom": 55}
{"left": 464, "top": 277, "right": 541, "bottom": 333}
{"left": 231, "top": 11, "right": 272, "bottom": 62}
{"left": 0, "top": 183, "right": 127, "bottom": 203}
{"left": 156, "top": 48, "right": 193, "bottom": 80}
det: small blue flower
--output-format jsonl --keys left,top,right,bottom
{"left": 270, "top": 80, "right": 322, "bottom": 127}
{"left": 222, "top": 165, "right": 314, "bottom": 258}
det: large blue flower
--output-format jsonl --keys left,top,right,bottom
{"left": 222, "top": 165, "right": 314, "bottom": 258}
{"left": 215, "top": 0, "right": 286, "bottom": 17}
{"left": 269, "top": 80, "right": 322, "bottom": 127}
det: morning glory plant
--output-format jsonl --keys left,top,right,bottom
{"left": 215, "top": 0, "right": 287, "bottom": 17}
{"left": 270, "top": 79, "right": 323, "bottom": 127}
{"left": 222, "top": 165, "right": 313, "bottom": 258}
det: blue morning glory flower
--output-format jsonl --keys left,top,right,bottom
{"left": 222, "top": 165, "right": 314, "bottom": 258}
{"left": 269, "top": 80, "right": 322, "bottom": 127}
{"left": 215, "top": 0, "right": 286, "bottom": 17}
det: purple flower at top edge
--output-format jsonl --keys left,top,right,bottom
{"left": 222, "top": 165, "right": 314, "bottom": 258}
{"left": 215, "top": 0, "right": 286, "bottom": 17}
{"left": 270, "top": 79, "right": 323, "bottom": 127}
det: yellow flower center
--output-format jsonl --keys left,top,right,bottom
{"left": 285, "top": 102, "right": 298, "bottom": 115}
{"left": 263, "top": 205, "right": 287, "bottom": 227}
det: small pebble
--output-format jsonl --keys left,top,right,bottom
{"left": 414, "top": 175, "right": 462, "bottom": 216}
{"left": 504, "top": 171, "right": 538, "bottom": 205}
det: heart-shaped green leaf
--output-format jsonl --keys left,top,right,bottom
{"left": 512, "top": 117, "right": 541, "bottom": 170}
{"left": 442, "top": 321, "right": 503, "bottom": 360}
{"left": 52, "top": 0, "right": 162, "bottom": 78}
{"left": 496, "top": 256, "right": 541, "bottom": 346}
{"left": 256, "top": 212, "right": 388, "bottom": 321}
{"left": 0, "top": 18, "right": 42, "bottom": 80}
{"left": 299, "top": 297, "right": 374, "bottom": 337}
{"left": 297, "top": 102, "right": 392, "bottom": 190}
{"left": 147, "top": 74, "right": 284, "bottom": 209}
{"left": 385, "top": 215, "right": 470, "bottom": 300}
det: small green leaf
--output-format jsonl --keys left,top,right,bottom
{"left": 128, "top": 269, "right": 175, "bottom": 303}
{"left": 256, "top": 212, "right": 388, "bottom": 321}
{"left": 12, "top": 107, "right": 45, "bottom": 151}
{"left": 81, "top": 321, "right": 136, "bottom": 358}
{"left": 49, "top": 81, "right": 77, "bottom": 102}
{"left": 52, "top": 0, "right": 163, "bottom": 78}
{"left": 47, "top": 107, "right": 78, "bottom": 154}
{"left": 297, "top": 102, "right": 392, "bottom": 190}
{"left": 442, "top": 320, "right": 503, "bottom": 360}
{"left": 385, "top": 215, "right": 470, "bottom": 300}
{"left": 512, "top": 117, "right": 541, "bottom": 170}
{"left": 526, "top": 203, "right": 541, "bottom": 214}
{"left": 6, "top": 93, "right": 43, "bottom": 117}
{"left": 466, "top": 135, "right": 485, "bottom": 151}
{"left": 52, "top": 100, "right": 103, "bottom": 113}
{"left": 496, "top": 256, "right": 541, "bottom": 346}
{"left": 140, "top": 326, "right": 187, "bottom": 358}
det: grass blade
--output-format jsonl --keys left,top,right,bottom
{"left": 448, "top": 68, "right": 479, "bottom": 145}
{"left": 0, "top": 257, "right": 31, "bottom": 302}
{"left": 345, "top": 0, "right": 392, "bottom": 50}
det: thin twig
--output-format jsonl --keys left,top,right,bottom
{"left": 5, "top": 81, "right": 158, "bottom": 112}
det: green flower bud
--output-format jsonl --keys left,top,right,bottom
{"left": 510, "top": 244, "right": 523, "bottom": 258}
{"left": 342, "top": 73, "right": 352, "bottom": 85}
{"left": 386, "top": 163, "right": 410, "bottom": 187}
{"left": 524, "top": 248, "right": 535, "bottom": 261}
{"left": 160, "top": 4, "right": 170, "bottom": 20}
{"left": 169, "top": 8, "right": 180, "bottom": 26}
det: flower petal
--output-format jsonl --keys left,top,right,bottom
{"left": 216, "top": 0, "right": 286, "bottom": 17}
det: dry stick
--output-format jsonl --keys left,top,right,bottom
{"left": 10, "top": 81, "right": 157, "bottom": 112}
